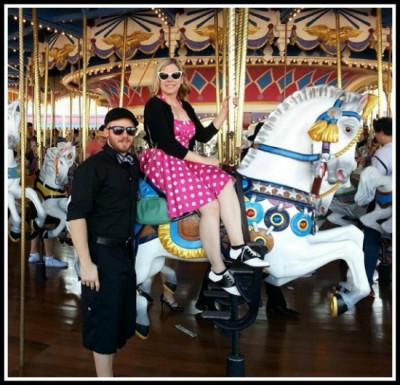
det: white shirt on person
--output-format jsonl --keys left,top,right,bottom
{"left": 371, "top": 142, "right": 392, "bottom": 176}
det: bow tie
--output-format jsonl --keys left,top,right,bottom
{"left": 117, "top": 153, "right": 135, "bottom": 165}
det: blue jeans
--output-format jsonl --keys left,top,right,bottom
{"left": 363, "top": 225, "right": 382, "bottom": 287}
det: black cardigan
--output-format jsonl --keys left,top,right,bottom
{"left": 143, "top": 96, "right": 219, "bottom": 159}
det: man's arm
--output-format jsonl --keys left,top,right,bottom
{"left": 69, "top": 218, "right": 100, "bottom": 291}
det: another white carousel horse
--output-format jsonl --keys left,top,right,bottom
{"left": 354, "top": 165, "right": 392, "bottom": 234}
{"left": 314, "top": 171, "right": 367, "bottom": 228}
{"left": 134, "top": 85, "right": 376, "bottom": 337}
{"left": 7, "top": 100, "right": 46, "bottom": 240}
{"left": 34, "top": 142, "right": 77, "bottom": 239}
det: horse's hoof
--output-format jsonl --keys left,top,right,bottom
{"left": 135, "top": 324, "right": 149, "bottom": 340}
{"left": 330, "top": 293, "right": 348, "bottom": 317}
{"left": 8, "top": 231, "right": 21, "bottom": 243}
{"left": 26, "top": 230, "right": 39, "bottom": 240}
{"left": 334, "top": 284, "right": 350, "bottom": 294}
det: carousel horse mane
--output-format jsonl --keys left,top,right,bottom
{"left": 39, "top": 142, "right": 76, "bottom": 188}
{"left": 354, "top": 165, "right": 392, "bottom": 234}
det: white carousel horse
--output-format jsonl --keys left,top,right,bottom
{"left": 134, "top": 85, "right": 375, "bottom": 337}
{"left": 7, "top": 100, "right": 46, "bottom": 240}
{"left": 354, "top": 165, "right": 392, "bottom": 234}
{"left": 34, "top": 142, "right": 77, "bottom": 239}
{"left": 314, "top": 170, "right": 367, "bottom": 228}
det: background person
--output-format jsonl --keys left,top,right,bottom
{"left": 362, "top": 117, "right": 392, "bottom": 297}
{"left": 85, "top": 124, "right": 107, "bottom": 157}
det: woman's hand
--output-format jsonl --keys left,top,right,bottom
{"left": 222, "top": 95, "right": 238, "bottom": 109}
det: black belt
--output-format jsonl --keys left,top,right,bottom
{"left": 94, "top": 236, "right": 131, "bottom": 248}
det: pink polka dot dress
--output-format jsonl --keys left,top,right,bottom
{"left": 139, "top": 118, "right": 233, "bottom": 218}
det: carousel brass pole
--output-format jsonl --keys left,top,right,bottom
{"left": 214, "top": 10, "right": 223, "bottom": 162}
{"left": 376, "top": 8, "right": 383, "bottom": 118}
{"left": 32, "top": 9, "right": 42, "bottom": 157}
{"left": 50, "top": 89, "right": 55, "bottom": 147}
{"left": 82, "top": 14, "right": 89, "bottom": 160}
{"left": 385, "top": 27, "right": 392, "bottom": 117}
{"left": 168, "top": 23, "right": 173, "bottom": 57}
{"left": 234, "top": 8, "right": 249, "bottom": 167}
{"left": 95, "top": 101, "right": 98, "bottom": 128}
{"left": 335, "top": 12, "right": 342, "bottom": 89}
{"left": 70, "top": 93, "right": 73, "bottom": 131}
{"left": 218, "top": 10, "right": 228, "bottom": 163}
{"left": 227, "top": 8, "right": 236, "bottom": 166}
{"left": 77, "top": 51, "right": 82, "bottom": 137}
{"left": 17, "top": 7, "right": 27, "bottom": 368}
{"left": 119, "top": 17, "right": 128, "bottom": 107}
{"left": 283, "top": 22, "right": 288, "bottom": 100}
{"left": 41, "top": 41, "right": 49, "bottom": 161}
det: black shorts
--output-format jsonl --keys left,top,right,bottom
{"left": 81, "top": 242, "right": 136, "bottom": 354}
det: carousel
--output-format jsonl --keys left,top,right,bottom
{"left": 8, "top": 7, "right": 393, "bottom": 162}
{"left": 6, "top": 6, "right": 393, "bottom": 373}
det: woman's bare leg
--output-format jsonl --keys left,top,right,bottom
{"left": 217, "top": 180, "right": 245, "bottom": 246}
{"left": 198, "top": 199, "right": 226, "bottom": 273}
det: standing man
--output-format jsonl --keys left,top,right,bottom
{"left": 363, "top": 117, "right": 392, "bottom": 296}
{"left": 67, "top": 108, "right": 140, "bottom": 377}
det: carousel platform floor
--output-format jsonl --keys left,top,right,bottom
{"left": 7, "top": 234, "right": 394, "bottom": 380}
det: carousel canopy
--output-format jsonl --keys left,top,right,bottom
{"left": 7, "top": 6, "right": 393, "bottom": 83}
{"left": 7, "top": 6, "right": 394, "bottom": 120}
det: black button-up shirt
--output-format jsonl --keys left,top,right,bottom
{"left": 67, "top": 144, "right": 140, "bottom": 240}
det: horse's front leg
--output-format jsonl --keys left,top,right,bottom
{"left": 8, "top": 192, "right": 21, "bottom": 235}
{"left": 25, "top": 187, "right": 46, "bottom": 229}
{"left": 43, "top": 204, "right": 67, "bottom": 239}
{"left": 135, "top": 293, "right": 150, "bottom": 340}
{"left": 44, "top": 217, "right": 66, "bottom": 239}
{"left": 311, "top": 228, "right": 369, "bottom": 314}
{"left": 135, "top": 241, "right": 168, "bottom": 339}
{"left": 332, "top": 240, "right": 370, "bottom": 315}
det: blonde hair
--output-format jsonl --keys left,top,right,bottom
{"left": 149, "top": 58, "right": 191, "bottom": 100}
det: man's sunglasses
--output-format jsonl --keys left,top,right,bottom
{"left": 158, "top": 71, "right": 183, "bottom": 81}
{"left": 107, "top": 126, "right": 137, "bottom": 136}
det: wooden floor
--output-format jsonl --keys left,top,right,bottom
{"left": 7, "top": 235, "right": 394, "bottom": 380}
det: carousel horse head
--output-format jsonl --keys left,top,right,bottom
{"left": 238, "top": 85, "right": 377, "bottom": 192}
{"left": 8, "top": 99, "right": 20, "bottom": 150}
{"left": 40, "top": 142, "right": 76, "bottom": 188}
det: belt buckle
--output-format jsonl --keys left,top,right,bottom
{"left": 124, "top": 237, "right": 131, "bottom": 247}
